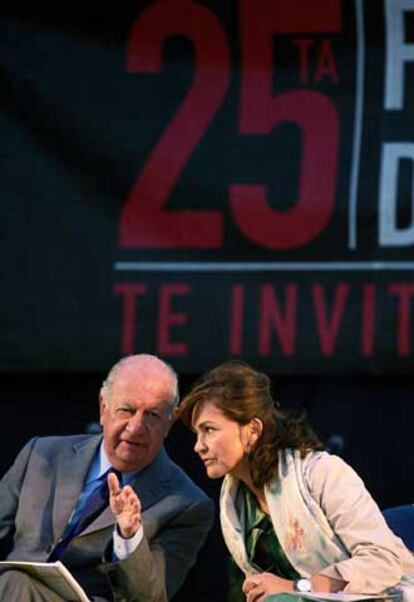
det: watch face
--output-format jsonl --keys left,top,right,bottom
{"left": 296, "top": 578, "right": 312, "bottom": 593}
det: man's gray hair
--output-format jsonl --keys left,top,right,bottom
{"left": 100, "top": 355, "right": 179, "bottom": 407}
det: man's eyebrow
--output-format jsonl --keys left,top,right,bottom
{"left": 149, "top": 403, "right": 173, "bottom": 416}
{"left": 145, "top": 407, "right": 162, "bottom": 414}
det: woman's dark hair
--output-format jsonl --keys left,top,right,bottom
{"left": 178, "top": 360, "right": 323, "bottom": 489}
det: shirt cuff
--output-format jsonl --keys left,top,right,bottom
{"left": 113, "top": 524, "right": 144, "bottom": 560}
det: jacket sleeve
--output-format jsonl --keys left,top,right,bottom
{"left": 0, "top": 438, "right": 37, "bottom": 559}
{"left": 304, "top": 451, "right": 407, "bottom": 594}
{"left": 102, "top": 495, "right": 214, "bottom": 602}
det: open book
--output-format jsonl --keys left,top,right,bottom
{"left": 0, "top": 560, "right": 89, "bottom": 601}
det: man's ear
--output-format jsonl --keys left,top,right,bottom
{"left": 164, "top": 406, "right": 179, "bottom": 438}
{"left": 99, "top": 393, "right": 107, "bottom": 425}
{"left": 171, "top": 406, "right": 180, "bottom": 424}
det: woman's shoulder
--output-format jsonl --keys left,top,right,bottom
{"left": 299, "top": 450, "right": 366, "bottom": 503}
{"left": 301, "top": 448, "right": 350, "bottom": 470}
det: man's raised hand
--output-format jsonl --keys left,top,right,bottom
{"left": 108, "top": 472, "right": 142, "bottom": 539}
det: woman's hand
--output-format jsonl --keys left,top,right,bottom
{"left": 108, "top": 472, "right": 142, "bottom": 539}
{"left": 242, "top": 572, "right": 293, "bottom": 602}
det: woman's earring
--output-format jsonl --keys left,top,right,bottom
{"left": 246, "top": 446, "right": 254, "bottom": 462}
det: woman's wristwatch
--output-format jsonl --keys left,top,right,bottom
{"left": 294, "top": 578, "right": 313, "bottom": 593}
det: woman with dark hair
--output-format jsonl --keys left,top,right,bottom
{"left": 179, "top": 361, "right": 414, "bottom": 602}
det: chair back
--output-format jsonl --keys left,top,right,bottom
{"left": 383, "top": 505, "right": 414, "bottom": 551}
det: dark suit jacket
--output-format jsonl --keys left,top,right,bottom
{"left": 0, "top": 434, "right": 214, "bottom": 601}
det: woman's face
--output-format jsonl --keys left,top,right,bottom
{"left": 192, "top": 400, "right": 251, "bottom": 479}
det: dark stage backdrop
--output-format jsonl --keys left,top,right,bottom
{"left": 2, "top": 0, "right": 414, "bottom": 374}
{"left": 1, "top": 3, "right": 414, "bottom": 597}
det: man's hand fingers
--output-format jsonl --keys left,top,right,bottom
{"left": 123, "top": 486, "right": 141, "bottom": 511}
{"left": 108, "top": 471, "right": 121, "bottom": 496}
{"left": 110, "top": 483, "right": 142, "bottom": 538}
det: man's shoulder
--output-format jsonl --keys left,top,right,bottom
{"left": 23, "top": 433, "right": 101, "bottom": 458}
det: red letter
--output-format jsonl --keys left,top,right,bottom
{"left": 312, "top": 283, "right": 348, "bottom": 356}
{"left": 120, "top": 1, "right": 229, "bottom": 248}
{"left": 157, "top": 284, "right": 190, "bottom": 356}
{"left": 232, "top": 0, "right": 341, "bottom": 249}
{"left": 258, "top": 284, "right": 297, "bottom": 356}
{"left": 229, "top": 284, "right": 245, "bottom": 355}
{"left": 389, "top": 283, "right": 414, "bottom": 356}
{"left": 361, "top": 284, "right": 376, "bottom": 356}
{"left": 293, "top": 38, "right": 314, "bottom": 84}
{"left": 314, "top": 38, "right": 338, "bottom": 83}
{"left": 114, "top": 283, "right": 148, "bottom": 354}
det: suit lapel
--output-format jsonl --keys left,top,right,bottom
{"left": 80, "top": 446, "right": 172, "bottom": 536}
{"left": 52, "top": 435, "right": 102, "bottom": 540}
{"left": 130, "top": 446, "right": 172, "bottom": 511}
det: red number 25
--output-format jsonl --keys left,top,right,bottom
{"left": 119, "top": 0, "right": 340, "bottom": 250}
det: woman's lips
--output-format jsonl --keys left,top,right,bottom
{"left": 202, "top": 458, "right": 214, "bottom": 465}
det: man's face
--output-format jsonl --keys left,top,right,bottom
{"left": 100, "top": 363, "right": 174, "bottom": 472}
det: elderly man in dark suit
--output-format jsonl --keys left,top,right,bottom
{"left": 0, "top": 354, "right": 214, "bottom": 601}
